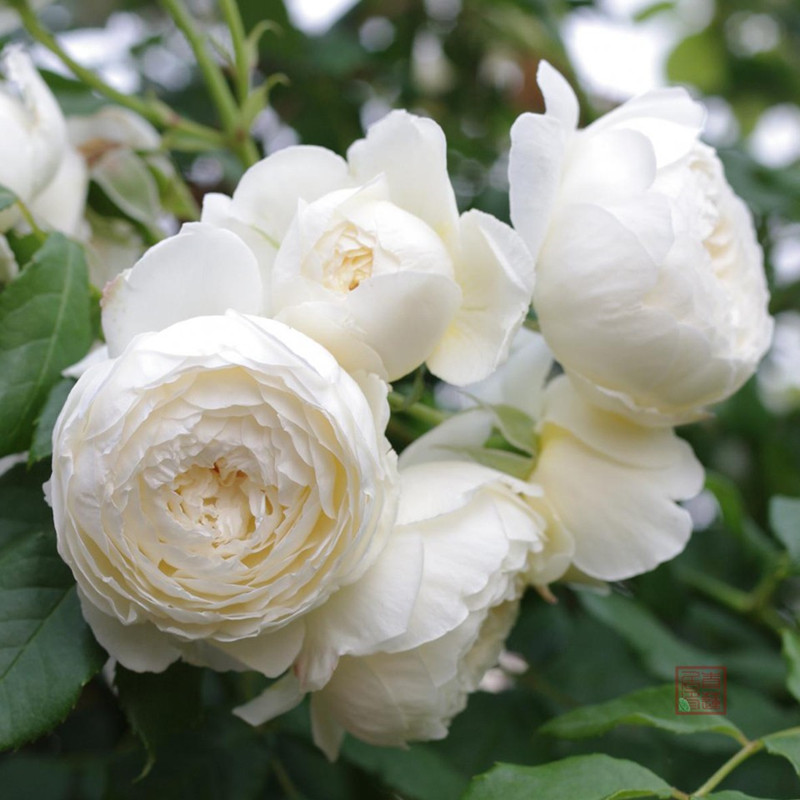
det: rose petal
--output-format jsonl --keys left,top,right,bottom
{"left": 102, "top": 224, "right": 264, "bottom": 356}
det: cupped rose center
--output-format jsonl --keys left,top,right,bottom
{"left": 167, "top": 458, "right": 267, "bottom": 548}
{"left": 318, "top": 222, "right": 376, "bottom": 292}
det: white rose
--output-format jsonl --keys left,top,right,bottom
{"left": 0, "top": 48, "right": 67, "bottom": 227}
{"left": 236, "top": 461, "right": 556, "bottom": 757}
{"left": 533, "top": 375, "right": 704, "bottom": 580}
{"left": 509, "top": 62, "right": 773, "bottom": 426}
{"left": 29, "top": 145, "right": 88, "bottom": 237}
{"left": 67, "top": 106, "right": 165, "bottom": 287}
{"left": 50, "top": 311, "right": 403, "bottom": 679}
{"left": 199, "top": 110, "right": 534, "bottom": 385}
{"left": 403, "top": 329, "right": 704, "bottom": 581}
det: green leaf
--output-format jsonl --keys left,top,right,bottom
{"left": 579, "top": 593, "right": 712, "bottom": 681}
{"left": 111, "top": 709, "right": 271, "bottom": 800}
{"left": 445, "top": 446, "right": 534, "bottom": 480}
{"left": 706, "top": 473, "right": 778, "bottom": 563}
{"left": 678, "top": 697, "right": 691, "bottom": 713}
{"left": 0, "top": 234, "right": 92, "bottom": 458}
{"left": 0, "top": 464, "right": 106, "bottom": 751}
{"left": 29, "top": 378, "right": 75, "bottom": 464}
{"left": 115, "top": 662, "right": 204, "bottom": 776}
{"left": 632, "top": 2, "right": 674, "bottom": 22}
{"left": 707, "top": 793, "right": 783, "bottom": 800}
{"left": 763, "top": 730, "right": 800, "bottom": 777}
{"left": 0, "top": 184, "right": 17, "bottom": 213}
{"left": 666, "top": 28, "right": 727, "bottom": 94}
{"left": 0, "top": 462, "right": 53, "bottom": 540}
{"left": 342, "top": 738, "right": 468, "bottom": 800}
{"left": 540, "top": 684, "right": 745, "bottom": 743}
{"left": 769, "top": 496, "right": 800, "bottom": 563}
{"left": 0, "top": 754, "right": 73, "bottom": 800}
{"left": 780, "top": 629, "right": 800, "bottom": 704}
{"left": 485, "top": 403, "right": 538, "bottom": 456}
{"left": 91, "top": 149, "right": 162, "bottom": 231}
{"left": 462, "top": 755, "right": 672, "bottom": 800}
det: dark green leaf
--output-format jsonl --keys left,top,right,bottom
{"left": 706, "top": 473, "right": 778, "bottom": 562}
{"left": 343, "top": 738, "right": 468, "bottom": 800}
{"left": 780, "top": 629, "right": 800, "bottom": 704}
{"left": 579, "top": 593, "right": 712, "bottom": 681}
{"left": 0, "top": 234, "right": 92, "bottom": 457}
{"left": 0, "top": 467, "right": 105, "bottom": 751}
{"left": 540, "top": 684, "right": 745, "bottom": 743}
{"left": 707, "top": 793, "right": 783, "bottom": 800}
{"left": 29, "top": 378, "right": 75, "bottom": 464}
{"left": 462, "top": 754, "right": 672, "bottom": 800}
{"left": 115, "top": 662, "right": 204, "bottom": 776}
{"left": 769, "top": 496, "right": 800, "bottom": 563}
{"left": 0, "top": 754, "right": 73, "bottom": 800}
{"left": 763, "top": 730, "right": 800, "bottom": 777}
{"left": 0, "top": 184, "right": 17, "bottom": 213}
{"left": 0, "top": 462, "right": 54, "bottom": 541}
{"left": 112, "top": 710, "right": 270, "bottom": 800}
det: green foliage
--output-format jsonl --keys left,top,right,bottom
{"left": 707, "top": 793, "right": 783, "bottom": 800}
{"left": 115, "top": 663, "right": 204, "bottom": 776}
{"left": 781, "top": 630, "right": 800, "bottom": 704}
{"left": 540, "top": 684, "right": 745, "bottom": 743}
{"left": 769, "top": 497, "right": 800, "bottom": 565}
{"left": 463, "top": 755, "right": 673, "bottom": 800}
{"left": 342, "top": 738, "right": 469, "bottom": 800}
{"left": 29, "top": 378, "right": 75, "bottom": 464}
{"left": 763, "top": 731, "right": 800, "bottom": 778}
{"left": 2, "top": 0, "right": 800, "bottom": 797}
{"left": 578, "top": 592, "right": 713, "bottom": 682}
{"left": 0, "top": 235, "right": 92, "bottom": 458}
{"left": 0, "top": 464, "right": 106, "bottom": 751}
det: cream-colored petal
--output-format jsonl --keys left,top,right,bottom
{"left": 102, "top": 224, "right": 264, "bottom": 356}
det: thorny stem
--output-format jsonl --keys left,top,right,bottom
{"left": 161, "top": 0, "right": 260, "bottom": 167}
{"left": 15, "top": 0, "right": 225, "bottom": 149}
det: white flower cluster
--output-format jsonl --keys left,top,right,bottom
{"left": 38, "top": 57, "right": 772, "bottom": 757}
{"left": 0, "top": 50, "right": 168, "bottom": 285}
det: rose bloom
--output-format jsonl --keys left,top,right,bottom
{"left": 509, "top": 62, "right": 773, "bottom": 426}
{"left": 49, "top": 312, "right": 402, "bottom": 679}
{"left": 236, "top": 461, "right": 567, "bottom": 757}
{"left": 199, "top": 110, "right": 534, "bottom": 385}
{"left": 404, "top": 329, "right": 704, "bottom": 582}
{"left": 0, "top": 48, "right": 88, "bottom": 282}
{"left": 0, "top": 48, "right": 65, "bottom": 218}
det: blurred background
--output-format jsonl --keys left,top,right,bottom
{"left": 2, "top": 1, "right": 800, "bottom": 797}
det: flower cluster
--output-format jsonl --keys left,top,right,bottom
{"left": 0, "top": 49, "right": 175, "bottom": 286}
{"left": 44, "top": 57, "right": 772, "bottom": 758}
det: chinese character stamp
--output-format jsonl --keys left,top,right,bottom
{"left": 675, "top": 666, "right": 727, "bottom": 715}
